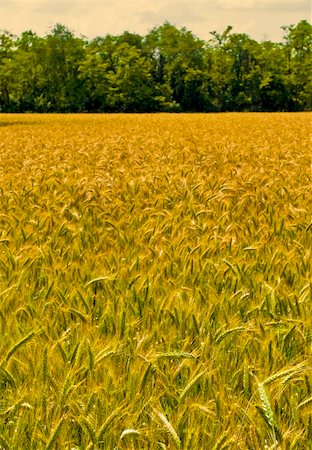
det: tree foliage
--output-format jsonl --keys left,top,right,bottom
{"left": 0, "top": 20, "right": 311, "bottom": 112}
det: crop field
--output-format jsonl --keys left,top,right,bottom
{"left": 0, "top": 113, "right": 311, "bottom": 449}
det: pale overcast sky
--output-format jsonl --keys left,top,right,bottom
{"left": 0, "top": 0, "right": 311, "bottom": 42}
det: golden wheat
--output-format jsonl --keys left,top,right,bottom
{"left": 0, "top": 113, "right": 311, "bottom": 449}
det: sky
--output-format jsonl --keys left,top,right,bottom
{"left": 0, "top": 0, "right": 311, "bottom": 42}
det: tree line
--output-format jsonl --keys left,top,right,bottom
{"left": 0, "top": 20, "right": 311, "bottom": 113}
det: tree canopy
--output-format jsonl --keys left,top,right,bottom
{"left": 0, "top": 20, "right": 311, "bottom": 112}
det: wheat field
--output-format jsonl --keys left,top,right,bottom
{"left": 0, "top": 113, "right": 311, "bottom": 449}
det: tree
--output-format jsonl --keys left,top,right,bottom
{"left": 282, "top": 20, "right": 312, "bottom": 110}
{"left": 0, "top": 21, "right": 310, "bottom": 112}
{"left": 256, "top": 41, "right": 289, "bottom": 111}
{"left": 207, "top": 26, "right": 236, "bottom": 111}
{"left": 41, "top": 24, "right": 86, "bottom": 111}
{"left": 145, "top": 23, "right": 210, "bottom": 111}
{"left": 106, "top": 42, "right": 155, "bottom": 112}
{"left": 0, "top": 30, "right": 16, "bottom": 111}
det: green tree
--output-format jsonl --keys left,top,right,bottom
{"left": 9, "top": 31, "right": 48, "bottom": 111}
{"left": 106, "top": 42, "right": 155, "bottom": 112}
{"left": 257, "top": 40, "right": 289, "bottom": 111}
{"left": 282, "top": 20, "right": 312, "bottom": 110}
{"left": 41, "top": 24, "right": 86, "bottom": 111}
{"left": 0, "top": 30, "right": 16, "bottom": 111}
{"left": 0, "top": 20, "right": 311, "bottom": 112}
{"left": 78, "top": 48, "right": 110, "bottom": 111}
{"left": 225, "top": 33, "right": 262, "bottom": 110}
{"left": 208, "top": 26, "right": 235, "bottom": 111}
{"left": 145, "top": 23, "right": 210, "bottom": 111}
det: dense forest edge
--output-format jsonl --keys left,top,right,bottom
{"left": 0, "top": 20, "right": 311, "bottom": 113}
